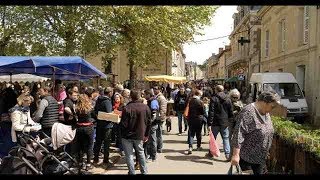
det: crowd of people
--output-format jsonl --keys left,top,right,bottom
{"left": 0, "top": 79, "right": 280, "bottom": 175}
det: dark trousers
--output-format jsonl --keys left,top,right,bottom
{"left": 239, "top": 158, "right": 266, "bottom": 175}
{"left": 74, "top": 125, "right": 94, "bottom": 164}
{"left": 187, "top": 124, "right": 202, "bottom": 148}
{"left": 113, "top": 124, "right": 122, "bottom": 151}
{"left": 41, "top": 127, "right": 52, "bottom": 138}
{"left": 93, "top": 126, "right": 112, "bottom": 163}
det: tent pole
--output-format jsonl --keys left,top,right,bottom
{"left": 52, "top": 67, "right": 56, "bottom": 96}
{"left": 9, "top": 72, "right": 12, "bottom": 83}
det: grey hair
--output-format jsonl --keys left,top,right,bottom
{"left": 229, "top": 89, "right": 240, "bottom": 98}
{"left": 215, "top": 85, "right": 224, "bottom": 92}
{"left": 257, "top": 91, "right": 281, "bottom": 104}
{"left": 123, "top": 89, "right": 130, "bottom": 95}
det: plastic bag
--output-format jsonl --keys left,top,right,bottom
{"left": 209, "top": 131, "right": 220, "bottom": 157}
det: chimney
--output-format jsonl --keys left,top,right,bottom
{"left": 219, "top": 48, "right": 223, "bottom": 54}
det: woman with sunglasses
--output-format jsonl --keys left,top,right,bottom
{"left": 230, "top": 91, "right": 280, "bottom": 175}
{"left": 228, "top": 89, "right": 245, "bottom": 140}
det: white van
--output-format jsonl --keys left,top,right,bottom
{"left": 249, "top": 73, "right": 308, "bottom": 119}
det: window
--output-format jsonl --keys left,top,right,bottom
{"left": 263, "top": 83, "right": 303, "bottom": 99}
{"left": 303, "top": 6, "right": 310, "bottom": 44}
{"left": 278, "top": 19, "right": 286, "bottom": 52}
{"left": 241, "top": 9, "right": 245, "bottom": 18}
{"left": 265, "top": 30, "right": 270, "bottom": 57}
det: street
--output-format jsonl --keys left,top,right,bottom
{"left": 90, "top": 116, "right": 231, "bottom": 175}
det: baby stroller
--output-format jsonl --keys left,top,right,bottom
{"left": 0, "top": 123, "right": 79, "bottom": 175}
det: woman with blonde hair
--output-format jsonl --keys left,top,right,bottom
{"left": 74, "top": 94, "right": 95, "bottom": 171}
{"left": 9, "top": 94, "right": 41, "bottom": 143}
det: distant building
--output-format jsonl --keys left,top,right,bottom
{"left": 86, "top": 46, "right": 188, "bottom": 89}
{"left": 206, "top": 53, "right": 218, "bottom": 79}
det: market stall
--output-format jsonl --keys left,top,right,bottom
{"left": 0, "top": 74, "right": 50, "bottom": 82}
{"left": 145, "top": 75, "right": 187, "bottom": 116}
{"left": 145, "top": 75, "right": 187, "bottom": 84}
{"left": 0, "top": 56, "right": 107, "bottom": 80}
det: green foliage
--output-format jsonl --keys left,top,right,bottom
{"left": 0, "top": 6, "right": 217, "bottom": 87}
{"left": 106, "top": 6, "right": 217, "bottom": 87}
{"left": 272, "top": 116, "right": 320, "bottom": 159}
{"left": 0, "top": 6, "right": 37, "bottom": 55}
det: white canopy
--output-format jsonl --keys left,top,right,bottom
{"left": 0, "top": 74, "right": 50, "bottom": 82}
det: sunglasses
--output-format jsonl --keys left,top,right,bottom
{"left": 231, "top": 96, "right": 238, "bottom": 99}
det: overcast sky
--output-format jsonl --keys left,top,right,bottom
{"left": 183, "top": 6, "right": 238, "bottom": 65}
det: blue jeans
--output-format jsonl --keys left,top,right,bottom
{"left": 177, "top": 111, "right": 188, "bottom": 134}
{"left": 211, "top": 126, "right": 230, "bottom": 156}
{"left": 156, "top": 122, "right": 163, "bottom": 151}
{"left": 146, "top": 124, "right": 158, "bottom": 160}
{"left": 122, "top": 138, "right": 147, "bottom": 175}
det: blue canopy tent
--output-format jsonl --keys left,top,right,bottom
{"left": 0, "top": 56, "right": 107, "bottom": 80}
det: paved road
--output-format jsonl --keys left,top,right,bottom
{"left": 90, "top": 116, "right": 231, "bottom": 174}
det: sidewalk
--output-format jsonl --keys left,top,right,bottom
{"left": 89, "top": 116, "right": 231, "bottom": 174}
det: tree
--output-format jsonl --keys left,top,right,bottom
{"left": 0, "top": 6, "right": 36, "bottom": 55}
{"left": 107, "top": 6, "right": 217, "bottom": 88}
{"left": 30, "top": 6, "right": 110, "bottom": 56}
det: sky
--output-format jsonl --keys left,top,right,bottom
{"left": 183, "top": 6, "right": 238, "bottom": 65}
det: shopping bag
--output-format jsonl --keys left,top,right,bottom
{"left": 227, "top": 164, "right": 243, "bottom": 175}
{"left": 183, "top": 102, "right": 189, "bottom": 118}
{"left": 209, "top": 131, "right": 220, "bottom": 157}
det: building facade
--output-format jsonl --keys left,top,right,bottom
{"left": 258, "top": 6, "right": 320, "bottom": 125}
{"left": 185, "top": 61, "right": 205, "bottom": 80}
{"left": 228, "top": 6, "right": 262, "bottom": 88}
{"left": 206, "top": 53, "right": 218, "bottom": 79}
{"left": 217, "top": 46, "right": 232, "bottom": 79}
{"left": 171, "top": 48, "right": 186, "bottom": 77}
{"left": 86, "top": 47, "right": 177, "bottom": 84}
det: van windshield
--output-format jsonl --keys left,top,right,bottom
{"left": 263, "top": 83, "right": 304, "bottom": 99}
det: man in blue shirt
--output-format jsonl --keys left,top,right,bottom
{"left": 144, "top": 89, "right": 160, "bottom": 162}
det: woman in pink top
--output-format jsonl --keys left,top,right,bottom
{"left": 54, "top": 80, "right": 67, "bottom": 121}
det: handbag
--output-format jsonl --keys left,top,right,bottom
{"left": 227, "top": 164, "right": 243, "bottom": 175}
{"left": 209, "top": 131, "right": 220, "bottom": 157}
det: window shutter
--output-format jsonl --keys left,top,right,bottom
{"left": 303, "top": 6, "right": 310, "bottom": 44}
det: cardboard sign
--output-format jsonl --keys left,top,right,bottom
{"left": 97, "top": 111, "right": 121, "bottom": 124}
